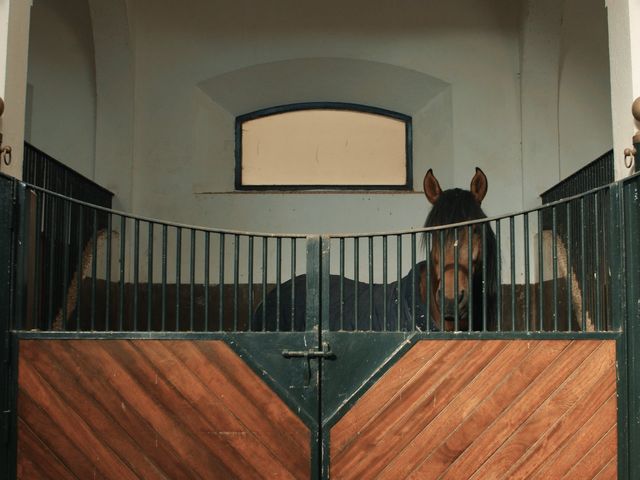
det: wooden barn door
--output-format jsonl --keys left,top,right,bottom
{"left": 320, "top": 336, "right": 619, "bottom": 479}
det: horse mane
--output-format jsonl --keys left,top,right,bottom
{"left": 423, "top": 188, "right": 499, "bottom": 330}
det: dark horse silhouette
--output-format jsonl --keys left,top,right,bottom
{"left": 253, "top": 168, "right": 498, "bottom": 332}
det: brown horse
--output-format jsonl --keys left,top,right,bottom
{"left": 420, "top": 168, "right": 498, "bottom": 331}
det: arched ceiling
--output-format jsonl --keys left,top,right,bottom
{"left": 197, "top": 57, "right": 449, "bottom": 116}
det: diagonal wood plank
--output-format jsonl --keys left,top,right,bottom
{"left": 467, "top": 341, "right": 616, "bottom": 479}
{"left": 375, "top": 340, "right": 557, "bottom": 480}
{"left": 18, "top": 339, "right": 310, "bottom": 480}
{"left": 17, "top": 418, "right": 77, "bottom": 480}
{"left": 562, "top": 425, "right": 617, "bottom": 479}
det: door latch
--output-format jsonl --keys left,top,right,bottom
{"left": 282, "top": 341, "right": 334, "bottom": 359}
{"left": 0, "top": 97, "right": 11, "bottom": 166}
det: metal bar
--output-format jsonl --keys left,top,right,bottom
{"left": 119, "top": 215, "right": 126, "bottom": 331}
{"left": 147, "top": 222, "right": 153, "bottom": 332}
{"left": 439, "top": 230, "right": 444, "bottom": 329}
{"left": 91, "top": 210, "right": 98, "bottom": 331}
{"left": 234, "top": 234, "right": 240, "bottom": 331}
{"left": 133, "top": 218, "right": 140, "bottom": 331}
{"left": 524, "top": 213, "right": 530, "bottom": 332}
{"left": 580, "top": 197, "right": 586, "bottom": 331}
{"left": 190, "top": 229, "right": 196, "bottom": 331}
{"left": 510, "top": 216, "right": 515, "bottom": 331}
{"left": 595, "top": 192, "right": 601, "bottom": 330}
{"left": 61, "top": 201, "right": 70, "bottom": 330}
{"left": 204, "top": 231, "right": 210, "bottom": 332}
{"left": 290, "top": 238, "right": 296, "bottom": 331}
{"left": 247, "top": 235, "right": 253, "bottom": 331}
{"left": 175, "top": 227, "right": 181, "bottom": 331}
{"left": 425, "top": 232, "right": 431, "bottom": 332}
{"left": 383, "top": 235, "right": 387, "bottom": 331}
{"left": 33, "top": 192, "right": 43, "bottom": 329}
{"left": 340, "top": 238, "right": 344, "bottom": 330}
{"left": 161, "top": 224, "right": 167, "bottom": 331}
{"left": 538, "top": 209, "right": 544, "bottom": 331}
{"left": 220, "top": 233, "right": 226, "bottom": 331}
{"left": 566, "top": 203, "right": 572, "bottom": 331}
{"left": 105, "top": 214, "right": 112, "bottom": 330}
{"left": 495, "top": 220, "right": 501, "bottom": 331}
{"left": 354, "top": 237, "right": 359, "bottom": 329}
{"left": 454, "top": 228, "right": 459, "bottom": 331}
{"left": 275, "top": 237, "right": 281, "bottom": 331}
{"left": 467, "top": 225, "right": 473, "bottom": 332}
{"left": 75, "top": 206, "right": 84, "bottom": 331}
{"left": 552, "top": 207, "right": 558, "bottom": 331}
{"left": 369, "top": 236, "right": 374, "bottom": 330}
{"left": 482, "top": 224, "right": 487, "bottom": 331}
{"left": 261, "top": 236, "right": 266, "bottom": 331}
{"left": 411, "top": 233, "right": 416, "bottom": 330}
{"left": 398, "top": 235, "right": 403, "bottom": 329}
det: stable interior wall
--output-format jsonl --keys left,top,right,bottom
{"left": 24, "top": 0, "right": 613, "bottom": 243}
{"left": 25, "top": 0, "right": 96, "bottom": 179}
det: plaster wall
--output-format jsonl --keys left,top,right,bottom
{"left": 26, "top": 0, "right": 96, "bottom": 179}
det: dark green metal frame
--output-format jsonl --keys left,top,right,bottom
{"left": 3, "top": 171, "right": 640, "bottom": 479}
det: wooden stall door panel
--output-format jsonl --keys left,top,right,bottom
{"left": 17, "top": 339, "right": 310, "bottom": 480}
{"left": 330, "top": 339, "right": 617, "bottom": 480}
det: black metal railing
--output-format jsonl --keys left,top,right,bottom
{"left": 2, "top": 174, "right": 633, "bottom": 334}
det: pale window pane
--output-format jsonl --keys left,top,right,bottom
{"left": 239, "top": 108, "right": 409, "bottom": 187}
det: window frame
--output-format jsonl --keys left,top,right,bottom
{"left": 234, "top": 102, "right": 413, "bottom": 191}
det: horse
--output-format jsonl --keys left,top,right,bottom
{"left": 252, "top": 168, "right": 498, "bottom": 332}
{"left": 422, "top": 167, "right": 498, "bottom": 331}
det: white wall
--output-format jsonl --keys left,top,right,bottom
{"left": 559, "top": 0, "right": 612, "bottom": 177}
{"left": 26, "top": 0, "right": 96, "bottom": 178}
{"left": 24, "top": 0, "right": 614, "bottom": 235}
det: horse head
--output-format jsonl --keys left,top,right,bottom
{"left": 421, "top": 168, "right": 497, "bottom": 331}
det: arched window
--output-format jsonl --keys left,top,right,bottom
{"left": 235, "top": 103, "right": 412, "bottom": 190}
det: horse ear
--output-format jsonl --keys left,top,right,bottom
{"left": 423, "top": 169, "right": 442, "bottom": 205}
{"left": 470, "top": 167, "right": 488, "bottom": 204}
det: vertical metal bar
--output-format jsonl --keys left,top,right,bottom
{"left": 354, "top": 237, "right": 359, "bottom": 329}
{"left": 510, "top": 216, "right": 515, "bottom": 331}
{"left": 290, "top": 238, "right": 296, "bottom": 331}
{"left": 33, "top": 193, "right": 43, "bottom": 329}
{"left": 383, "top": 236, "right": 387, "bottom": 331}
{"left": 495, "top": 220, "right": 502, "bottom": 331}
{"left": 247, "top": 235, "right": 254, "bottom": 331}
{"left": 580, "top": 197, "right": 586, "bottom": 331}
{"left": 119, "top": 215, "right": 126, "bottom": 331}
{"left": 524, "top": 213, "right": 530, "bottom": 332}
{"left": 261, "top": 236, "right": 267, "bottom": 331}
{"left": 453, "top": 228, "right": 459, "bottom": 331}
{"left": 75, "top": 206, "right": 84, "bottom": 331}
{"left": 411, "top": 233, "right": 416, "bottom": 330}
{"left": 397, "top": 234, "right": 403, "bottom": 330}
{"left": 105, "top": 213, "right": 112, "bottom": 330}
{"left": 425, "top": 232, "right": 431, "bottom": 332}
{"left": 133, "top": 218, "right": 140, "bottom": 331}
{"left": 439, "top": 230, "right": 444, "bottom": 329}
{"left": 340, "top": 238, "right": 345, "bottom": 330}
{"left": 369, "top": 236, "right": 374, "bottom": 330}
{"left": 538, "top": 209, "right": 544, "bottom": 331}
{"left": 175, "top": 227, "right": 181, "bottom": 331}
{"left": 482, "top": 224, "right": 487, "bottom": 331}
{"left": 147, "top": 222, "right": 153, "bottom": 332}
{"left": 566, "top": 203, "right": 572, "bottom": 331}
{"left": 61, "top": 201, "right": 70, "bottom": 330}
{"left": 552, "top": 207, "right": 558, "bottom": 331}
{"left": 220, "top": 233, "right": 226, "bottom": 331}
{"left": 204, "top": 231, "right": 210, "bottom": 332}
{"left": 467, "top": 225, "right": 473, "bottom": 332}
{"left": 91, "top": 209, "right": 97, "bottom": 331}
{"left": 190, "top": 229, "right": 196, "bottom": 331}
{"left": 594, "top": 192, "right": 601, "bottom": 330}
{"left": 161, "top": 224, "right": 167, "bottom": 331}
{"left": 275, "top": 236, "right": 281, "bottom": 331}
